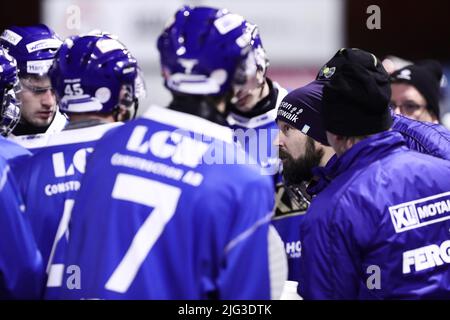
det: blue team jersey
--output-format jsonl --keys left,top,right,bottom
{"left": 9, "top": 132, "right": 54, "bottom": 155}
{"left": 227, "top": 83, "right": 305, "bottom": 291}
{"left": 9, "top": 110, "right": 68, "bottom": 152}
{"left": 16, "top": 123, "right": 122, "bottom": 291}
{"left": 271, "top": 212, "right": 304, "bottom": 287}
{"left": 55, "top": 106, "right": 286, "bottom": 300}
{"left": 0, "top": 136, "right": 32, "bottom": 178}
{"left": 0, "top": 135, "right": 31, "bottom": 162}
{"left": 0, "top": 147, "right": 44, "bottom": 299}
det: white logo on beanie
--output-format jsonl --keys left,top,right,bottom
{"left": 397, "top": 69, "right": 412, "bottom": 81}
{"left": 301, "top": 125, "right": 310, "bottom": 134}
{"left": 278, "top": 102, "right": 303, "bottom": 123}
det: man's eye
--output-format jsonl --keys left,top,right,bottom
{"left": 33, "top": 87, "right": 53, "bottom": 94}
{"left": 404, "top": 102, "right": 421, "bottom": 112}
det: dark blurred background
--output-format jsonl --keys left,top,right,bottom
{"left": 3, "top": 0, "right": 448, "bottom": 60}
{"left": 346, "top": 0, "right": 450, "bottom": 61}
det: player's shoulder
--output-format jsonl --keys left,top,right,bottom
{"left": 143, "top": 105, "right": 233, "bottom": 138}
{"left": 48, "top": 122, "right": 123, "bottom": 147}
{"left": 9, "top": 132, "right": 49, "bottom": 150}
{"left": 22, "top": 122, "right": 123, "bottom": 152}
{"left": 0, "top": 136, "right": 31, "bottom": 156}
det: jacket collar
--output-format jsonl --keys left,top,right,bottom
{"left": 307, "top": 130, "right": 406, "bottom": 196}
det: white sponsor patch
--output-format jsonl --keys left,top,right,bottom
{"left": 214, "top": 13, "right": 244, "bottom": 35}
{"left": 403, "top": 240, "right": 450, "bottom": 274}
{"left": 26, "top": 59, "right": 54, "bottom": 74}
{"left": 1, "top": 29, "right": 22, "bottom": 45}
{"left": 397, "top": 69, "right": 412, "bottom": 81}
{"left": 389, "top": 192, "right": 450, "bottom": 233}
{"left": 122, "top": 66, "right": 135, "bottom": 75}
{"left": 26, "top": 39, "right": 62, "bottom": 53}
{"left": 96, "top": 39, "right": 124, "bottom": 54}
{"left": 167, "top": 69, "right": 227, "bottom": 95}
{"left": 301, "top": 125, "right": 310, "bottom": 134}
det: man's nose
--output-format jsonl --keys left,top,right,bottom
{"left": 41, "top": 89, "right": 56, "bottom": 108}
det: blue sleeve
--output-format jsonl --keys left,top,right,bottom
{"left": 0, "top": 161, "right": 44, "bottom": 299}
{"left": 204, "top": 173, "right": 280, "bottom": 299}
{"left": 392, "top": 114, "right": 450, "bottom": 160}
{"left": 271, "top": 213, "right": 304, "bottom": 287}
{"left": 300, "top": 196, "right": 365, "bottom": 299}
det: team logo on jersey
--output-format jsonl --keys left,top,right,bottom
{"left": 285, "top": 241, "right": 301, "bottom": 259}
{"left": 317, "top": 65, "right": 336, "bottom": 80}
{"left": 126, "top": 126, "right": 210, "bottom": 168}
{"left": 389, "top": 192, "right": 450, "bottom": 233}
{"left": 52, "top": 148, "right": 94, "bottom": 178}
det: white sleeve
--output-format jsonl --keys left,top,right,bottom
{"left": 268, "top": 225, "right": 288, "bottom": 300}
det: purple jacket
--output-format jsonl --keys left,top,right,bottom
{"left": 300, "top": 131, "right": 450, "bottom": 299}
{"left": 392, "top": 113, "right": 450, "bottom": 161}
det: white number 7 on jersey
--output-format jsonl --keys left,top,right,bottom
{"left": 105, "top": 173, "right": 181, "bottom": 293}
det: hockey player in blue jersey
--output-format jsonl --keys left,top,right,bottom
{"left": 225, "top": 22, "right": 287, "bottom": 176}
{"left": 57, "top": 6, "right": 287, "bottom": 300}
{"left": 0, "top": 47, "right": 44, "bottom": 299}
{"left": 0, "top": 24, "right": 67, "bottom": 137}
{"left": 15, "top": 32, "right": 143, "bottom": 298}
{"left": 220, "top": 19, "right": 304, "bottom": 289}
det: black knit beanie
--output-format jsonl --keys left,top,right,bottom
{"left": 390, "top": 60, "right": 443, "bottom": 120}
{"left": 277, "top": 80, "right": 329, "bottom": 146}
{"left": 319, "top": 48, "right": 393, "bottom": 136}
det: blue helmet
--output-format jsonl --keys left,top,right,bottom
{"left": 0, "top": 47, "right": 20, "bottom": 136}
{"left": 232, "top": 25, "right": 269, "bottom": 97}
{"left": 48, "top": 32, "right": 142, "bottom": 114}
{"left": 157, "top": 6, "right": 257, "bottom": 96}
{"left": 0, "top": 24, "right": 62, "bottom": 77}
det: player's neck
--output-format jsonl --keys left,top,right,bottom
{"left": 68, "top": 113, "right": 114, "bottom": 123}
{"left": 64, "top": 113, "right": 115, "bottom": 130}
